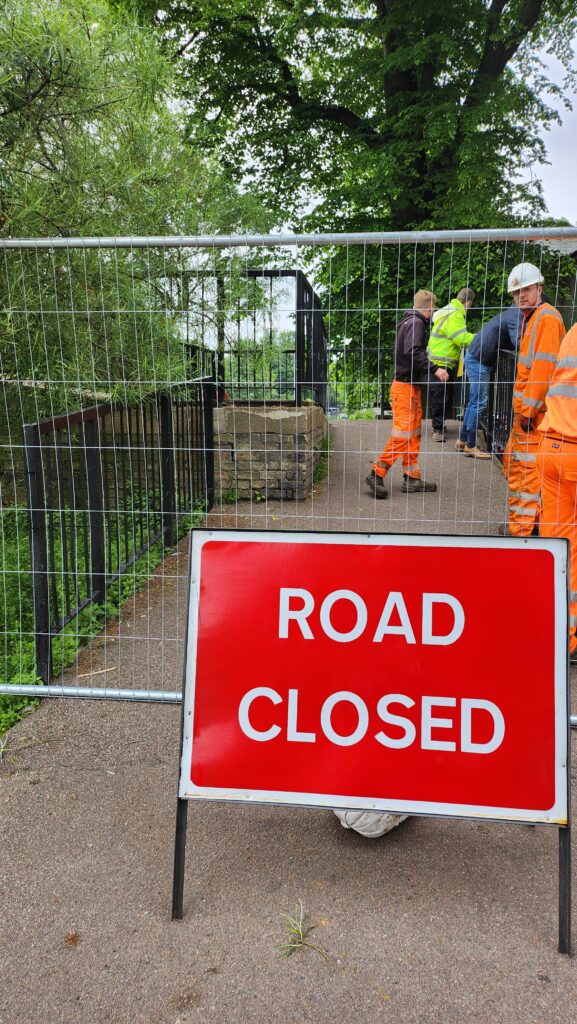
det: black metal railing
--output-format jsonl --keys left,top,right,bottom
{"left": 223, "top": 348, "right": 297, "bottom": 402}
{"left": 184, "top": 269, "right": 328, "bottom": 408}
{"left": 187, "top": 346, "right": 298, "bottom": 403}
{"left": 484, "top": 350, "right": 516, "bottom": 455}
{"left": 295, "top": 270, "right": 328, "bottom": 408}
{"left": 24, "top": 379, "right": 214, "bottom": 682}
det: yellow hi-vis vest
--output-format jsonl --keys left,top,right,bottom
{"left": 427, "top": 299, "right": 474, "bottom": 369}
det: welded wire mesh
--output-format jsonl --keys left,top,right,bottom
{"left": 1, "top": 230, "right": 576, "bottom": 703}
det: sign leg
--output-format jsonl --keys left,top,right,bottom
{"left": 559, "top": 823, "right": 572, "bottom": 955}
{"left": 172, "top": 797, "right": 188, "bottom": 920}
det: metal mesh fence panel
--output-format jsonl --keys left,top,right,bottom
{"left": 1, "top": 229, "right": 576, "bottom": 704}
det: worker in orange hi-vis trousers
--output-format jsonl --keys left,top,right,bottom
{"left": 502, "top": 262, "right": 565, "bottom": 535}
{"left": 537, "top": 322, "right": 577, "bottom": 659}
{"left": 366, "top": 290, "right": 449, "bottom": 499}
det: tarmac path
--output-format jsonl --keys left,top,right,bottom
{"left": 2, "top": 418, "right": 576, "bottom": 1024}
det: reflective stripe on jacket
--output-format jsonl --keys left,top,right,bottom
{"left": 513, "top": 302, "right": 565, "bottom": 420}
{"left": 427, "top": 299, "right": 474, "bottom": 369}
{"left": 539, "top": 322, "right": 577, "bottom": 439}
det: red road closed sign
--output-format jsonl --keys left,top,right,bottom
{"left": 179, "top": 530, "right": 569, "bottom": 824}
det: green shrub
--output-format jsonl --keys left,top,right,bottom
{"left": 0, "top": 497, "right": 205, "bottom": 734}
{"left": 348, "top": 408, "right": 375, "bottom": 421}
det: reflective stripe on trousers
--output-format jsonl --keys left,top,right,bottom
{"left": 503, "top": 414, "right": 542, "bottom": 535}
{"left": 537, "top": 435, "right": 577, "bottom": 653}
{"left": 373, "top": 381, "right": 422, "bottom": 479}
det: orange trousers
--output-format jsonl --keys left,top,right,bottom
{"left": 373, "top": 381, "right": 422, "bottom": 480}
{"left": 503, "top": 415, "right": 542, "bottom": 535}
{"left": 537, "top": 435, "right": 577, "bottom": 654}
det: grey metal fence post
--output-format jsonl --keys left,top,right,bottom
{"left": 23, "top": 424, "right": 51, "bottom": 683}
{"left": 84, "top": 417, "right": 106, "bottom": 603}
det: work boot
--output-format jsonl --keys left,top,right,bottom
{"left": 463, "top": 446, "right": 492, "bottom": 460}
{"left": 402, "top": 476, "right": 437, "bottom": 493}
{"left": 455, "top": 439, "right": 467, "bottom": 451}
{"left": 432, "top": 431, "right": 445, "bottom": 442}
{"left": 366, "top": 471, "right": 388, "bottom": 499}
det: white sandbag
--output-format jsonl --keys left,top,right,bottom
{"left": 333, "top": 809, "right": 408, "bottom": 838}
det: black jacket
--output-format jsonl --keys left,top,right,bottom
{"left": 393, "top": 309, "right": 430, "bottom": 384}
{"left": 467, "top": 304, "right": 522, "bottom": 367}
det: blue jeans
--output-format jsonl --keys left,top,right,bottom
{"left": 459, "top": 352, "right": 492, "bottom": 448}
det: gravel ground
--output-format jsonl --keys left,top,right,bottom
{"left": 2, "top": 419, "right": 576, "bottom": 1024}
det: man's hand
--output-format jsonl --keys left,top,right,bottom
{"left": 434, "top": 368, "right": 449, "bottom": 382}
{"left": 518, "top": 415, "right": 532, "bottom": 433}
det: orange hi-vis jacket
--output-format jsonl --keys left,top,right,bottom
{"left": 539, "top": 323, "right": 577, "bottom": 439}
{"left": 538, "top": 323, "right": 577, "bottom": 653}
{"left": 513, "top": 302, "right": 565, "bottom": 422}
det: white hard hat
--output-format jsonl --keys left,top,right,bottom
{"left": 333, "top": 809, "right": 408, "bottom": 838}
{"left": 507, "top": 262, "right": 544, "bottom": 292}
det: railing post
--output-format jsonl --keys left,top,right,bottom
{"left": 160, "top": 393, "right": 176, "bottom": 548}
{"left": 295, "top": 270, "right": 305, "bottom": 407}
{"left": 314, "top": 299, "right": 328, "bottom": 410}
{"left": 202, "top": 379, "right": 215, "bottom": 510}
{"left": 23, "top": 424, "right": 51, "bottom": 683}
{"left": 84, "top": 417, "right": 106, "bottom": 603}
{"left": 216, "top": 274, "right": 226, "bottom": 403}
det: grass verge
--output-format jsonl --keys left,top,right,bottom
{"left": 0, "top": 499, "right": 205, "bottom": 734}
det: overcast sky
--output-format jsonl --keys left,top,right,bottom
{"left": 537, "top": 114, "right": 577, "bottom": 222}
{"left": 532, "top": 54, "right": 577, "bottom": 223}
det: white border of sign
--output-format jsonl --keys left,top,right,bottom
{"left": 179, "top": 530, "right": 569, "bottom": 825}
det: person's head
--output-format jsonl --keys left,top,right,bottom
{"left": 413, "top": 289, "right": 436, "bottom": 320}
{"left": 456, "top": 287, "right": 475, "bottom": 310}
{"left": 507, "top": 262, "right": 544, "bottom": 313}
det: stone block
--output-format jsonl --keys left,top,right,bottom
{"left": 213, "top": 403, "right": 327, "bottom": 502}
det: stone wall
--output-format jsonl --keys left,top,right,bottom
{"left": 214, "top": 404, "right": 328, "bottom": 501}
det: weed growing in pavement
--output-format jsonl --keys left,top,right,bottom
{"left": 277, "top": 900, "right": 332, "bottom": 960}
{"left": 313, "top": 433, "right": 331, "bottom": 485}
{"left": 220, "top": 488, "right": 240, "bottom": 504}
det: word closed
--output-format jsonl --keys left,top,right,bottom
{"left": 238, "top": 687, "right": 505, "bottom": 753}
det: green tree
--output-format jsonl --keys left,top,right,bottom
{"left": 0, "top": 0, "right": 268, "bottom": 237}
{"left": 0, "top": 0, "right": 272, "bottom": 426}
{"left": 133, "top": 0, "right": 577, "bottom": 231}
{"left": 130, "top": 1, "right": 577, "bottom": 405}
